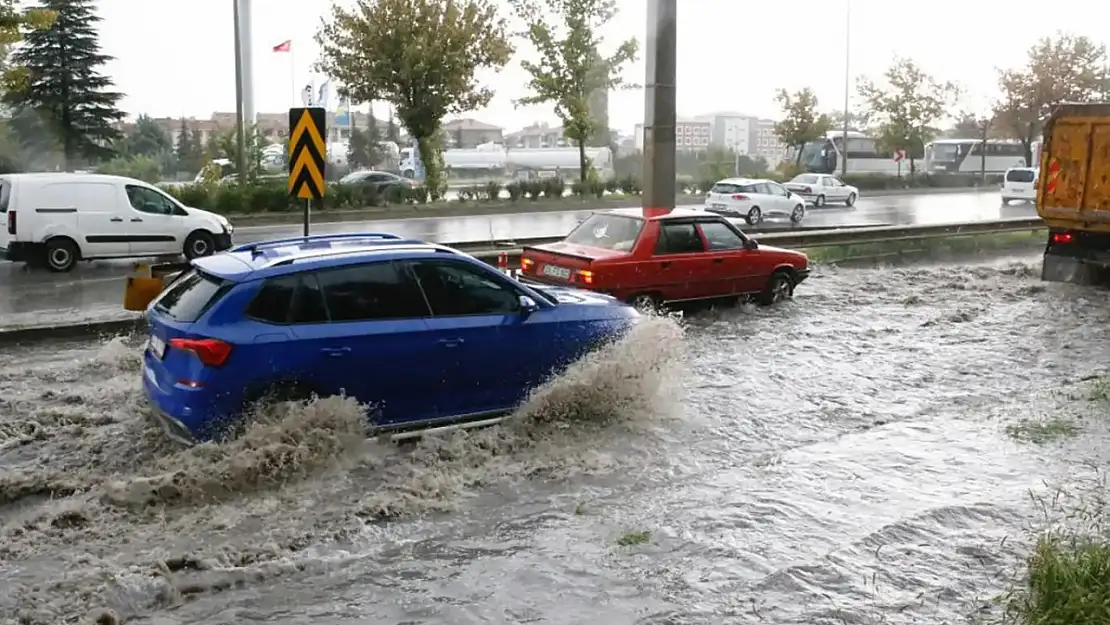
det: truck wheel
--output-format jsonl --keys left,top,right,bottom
{"left": 759, "top": 270, "right": 794, "bottom": 306}
{"left": 745, "top": 206, "right": 762, "bottom": 225}
{"left": 44, "top": 237, "right": 79, "bottom": 272}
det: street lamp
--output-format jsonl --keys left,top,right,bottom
{"left": 840, "top": 0, "right": 851, "bottom": 178}
{"left": 232, "top": 0, "right": 247, "bottom": 185}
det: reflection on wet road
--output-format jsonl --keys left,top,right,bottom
{"left": 0, "top": 190, "right": 1037, "bottom": 328}
{"left": 3, "top": 255, "right": 1108, "bottom": 624}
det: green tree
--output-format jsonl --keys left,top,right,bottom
{"left": 4, "top": 0, "right": 123, "bottom": 170}
{"left": 773, "top": 88, "right": 831, "bottom": 167}
{"left": 857, "top": 57, "right": 958, "bottom": 176}
{"left": 121, "top": 114, "right": 171, "bottom": 158}
{"left": 0, "top": 1, "right": 54, "bottom": 92}
{"left": 994, "top": 33, "right": 1110, "bottom": 166}
{"left": 348, "top": 126, "right": 380, "bottom": 169}
{"left": 205, "top": 125, "right": 265, "bottom": 180}
{"left": 509, "top": 0, "right": 637, "bottom": 182}
{"left": 317, "top": 0, "right": 512, "bottom": 198}
{"left": 174, "top": 119, "right": 205, "bottom": 175}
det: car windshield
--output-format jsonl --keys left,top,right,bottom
{"left": 563, "top": 213, "right": 644, "bottom": 252}
{"left": 791, "top": 175, "right": 820, "bottom": 184}
{"left": 339, "top": 171, "right": 371, "bottom": 183}
{"left": 931, "top": 144, "right": 960, "bottom": 161}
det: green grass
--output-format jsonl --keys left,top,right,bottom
{"left": 1003, "top": 530, "right": 1110, "bottom": 625}
{"left": 803, "top": 230, "right": 1044, "bottom": 265}
{"left": 1005, "top": 418, "right": 1080, "bottom": 445}
{"left": 616, "top": 530, "right": 651, "bottom": 546}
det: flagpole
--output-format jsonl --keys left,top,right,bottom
{"left": 290, "top": 42, "right": 296, "bottom": 108}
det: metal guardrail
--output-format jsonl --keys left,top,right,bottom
{"left": 464, "top": 217, "right": 1047, "bottom": 261}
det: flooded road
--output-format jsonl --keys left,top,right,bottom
{"left": 3, "top": 254, "right": 1109, "bottom": 624}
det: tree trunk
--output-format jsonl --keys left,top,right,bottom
{"left": 416, "top": 136, "right": 443, "bottom": 201}
{"left": 577, "top": 140, "right": 587, "bottom": 182}
{"left": 795, "top": 145, "right": 803, "bottom": 167}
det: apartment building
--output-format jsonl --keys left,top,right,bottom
{"left": 751, "top": 118, "right": 787, "bottom": 166}
{"left": 441, "top": 118, "right": 504, "bottom": 148}
{"left": 633, "top": 119, "right": 711, "bottom": 152}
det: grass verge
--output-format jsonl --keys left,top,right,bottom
{"left": 1005, "top": 418, "right": 1080, "bottom": 445}
{"left": 802, "top": 230, "right": 1044, "bottom": 265}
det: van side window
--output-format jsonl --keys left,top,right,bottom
{"left": 126, "top": 185, "right": 177, "bottom": 216}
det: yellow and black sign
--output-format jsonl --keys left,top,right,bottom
{"left": 288, "top": 107, "right": 327, "bottom": 199}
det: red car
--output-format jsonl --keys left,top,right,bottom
{"left": 520, "top": 208, "right": 810, "bottom": 308}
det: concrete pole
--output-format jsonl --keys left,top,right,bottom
{"left": 232, "top": 0, "right": 248, "bottom": 184}
{"left": 840, "top": 0, "right": 851, "bottom": 177}
{"left": 641, "top": 0, "right": 676, "bottom": 214}
{"left": 239, "top": 0, "right": 256, "bottom": 126}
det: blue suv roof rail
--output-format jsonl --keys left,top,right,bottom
{"left": 230, "top": 232, "right": 408, "bottom": 255}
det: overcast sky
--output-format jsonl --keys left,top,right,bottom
{"left": 97, "top": 0, "right": 1109, "bottom": 132}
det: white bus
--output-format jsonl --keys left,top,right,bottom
{"left": 923, "top": 139, "right": 1029, "bottom": 174}
{"left": 794, "top": 130, "right": 903, "bottom": 176}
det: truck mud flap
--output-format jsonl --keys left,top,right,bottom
{"left": 1042, "top": 254, "right": 1107, "bottom": 285}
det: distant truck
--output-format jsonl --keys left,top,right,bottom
{"left": 1037, "top": 103, "right": 1110, "bottom": 284}
{"left": 398, "top": 143, "right": 615, "bottom": 181}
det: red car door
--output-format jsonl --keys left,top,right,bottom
{"left": 649, "top": 220, "right": 713, "bottom": 301}
{"left": 695, "top": 219, "right": 761, "bottom": 295}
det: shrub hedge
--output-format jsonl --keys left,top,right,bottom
{"left": 159, "top": 172, "right": 1003, "bottom": 216}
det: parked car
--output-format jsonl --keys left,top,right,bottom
{"left": 1001, "top": 166, "right": 1037, "bottom": 204}
{"left": 702, "top": 177, "right": 807, "bottom": 224}
{"left": 141, "top": 232, "right": 638, "bottom": 444}
{"left": 0, "top": 173, "right": 233, "bottom": 272}
{"left": 783, "top": 173, "right": 858, "bottom": 207}
{"left": 338, "top": 170, "right": 418, "bottom": 195}
{"left": 520, "top": 208, "right": 810, "bottom": 309}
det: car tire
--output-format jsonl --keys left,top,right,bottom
{"left": 184, "top": 230, "right": 216, "bottom": 260}
{"left": 44, "top": 237, "right": 79, "bottom": 272}
{"left": 815, "top": 194, "right": 826, "bottom": 207}
{"left": 629, "top": 293, "right": 663, "bottom": 312}
{"left": 759, "top": 270, "right": 794, "bottom": 306}
{"left": 790, "top": 204, "right": 805, "bottom": 223}
{"left": 1001, "top": 197, "right": 1013, "bottom": 204}
{"left": 745, "top": 206, "right": 762, "bottom": 225}
{"left": 845, "top": 192, "right": 857, "bottom": 207}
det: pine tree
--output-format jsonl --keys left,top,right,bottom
{"left": 5, "top": 0, "right": 124, "bottom": 169}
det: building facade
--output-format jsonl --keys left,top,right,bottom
{"left": 633, "top": 119, "right": 711, "bottom": 152}
{"left": 441, "top": 118, "right": 503, "bottom": 148}
{"left": 750, "top": 118, "right": 786, "bottom": 165}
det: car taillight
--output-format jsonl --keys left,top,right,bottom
{"left": 169, "top": 337, "right": 232, "bottom": 367}
{"left": 520, "top": 257, "right": 535, "bottom": 271}
{"left": 6, "top": 211, "right": 14, "bottom": 235}
{"left": 731, "top": 194, "right": 748, "bottom": 200}
{"left": 803, "top": 186, "right": 812, "bottom": 193}
{"left": 576, "top": 269, "right": 594, "bottom": 285}
{"left": 1051, "top": 232, "right": 1074, "bottom": 245}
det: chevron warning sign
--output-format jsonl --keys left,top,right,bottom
{"left": 288, "top": 107, "right": 326, "bottom": 200}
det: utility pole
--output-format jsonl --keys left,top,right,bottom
{"left": 642, "top": 0, "right": 677, "bottom": 213}
{"left": 840, "top": 0, "right": 851, "bottom": 177}
{"left": 232, "top": 0, "right": 248, "bottom": 185}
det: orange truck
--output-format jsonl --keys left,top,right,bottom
{"left": 1038, "top": 103, "right": 1110, "bottom": 284}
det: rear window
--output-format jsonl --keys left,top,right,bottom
{"left": 1006, "top": 169, "right": 1035, "bottom": 183}
{"left": 710, "top": 183, "right": 756, "bottom": 194}
{"left": 792, "top": 175, "right": 819, "bottom": 184}
{"left": 153, "top": 269, "right": 229, "bottom": 322}
{"left": 564, "top": 213, "right": 644, "bottom": 251}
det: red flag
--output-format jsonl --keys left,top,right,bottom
{"left": 272, "top": 40, "right": 291, "bottom": 52}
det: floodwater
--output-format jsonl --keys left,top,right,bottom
{"left": 4, "top": 256, "right": 1110, "bottom": 624}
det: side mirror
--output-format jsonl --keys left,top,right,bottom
{"left": 744, "top": 239, "right": 759, "bottom": 250}
{"left": 518, "top": 295, "right": 540, "bottom": 312}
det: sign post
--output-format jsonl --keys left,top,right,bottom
{"left": 893, "top": 149, "right": 905, "bottom": 177}
{"left": 288, "top": 107, "right": 327, "bottom": 235}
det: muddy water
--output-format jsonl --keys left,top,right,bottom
{"left": 4, "top": 256, "right": 1110, "bottom": 625}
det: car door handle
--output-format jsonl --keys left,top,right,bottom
{"left": 320, "top": 347, "right": 350, "bottom": 357}
{"left": 131, "top": 218, "right": 143, "bottom": 222}
{"left": 712, "top": 258, "right": 724, "bottom": 263}
{"left": 437, "top": 338, "right": 464, "bottom": 347}
{"left": 659, "top": 261, "right": 671, "bottom": 268}
{"left": 109, "top": 217, "right": 123, "bottom": 222}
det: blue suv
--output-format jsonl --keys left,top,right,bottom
{"left": 141, "top": 232, "right": 639, "bottom": 443}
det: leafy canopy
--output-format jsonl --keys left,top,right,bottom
{"left": 773, "top": 88, "right": 831, "bottom": 164}
{"left": 316, "top": 0, "right": 513, "bottom": 143}
{"left": 857, "top": 57, "right": 958, "bottom": 167}
{"left": 509, "top": 0, "right": 637, "bottom": 160}
{"left": 993, "top": 32, "right": 1110, "bottom": 163}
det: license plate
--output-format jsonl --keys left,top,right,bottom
{"left": 148, "top": 334, "right": 166, "bottom": 359}
{"left": 711, "top": 203, "right": 727, "bottom": 209}
{"left": 541, "top": 264, "right": 572, "bottom": 279}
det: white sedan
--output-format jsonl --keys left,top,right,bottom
{"left": 783, "top": 173, "right": 858, "bottom": 207}
{"left": 703, "top": 177, "right": 806, "bottom": 225}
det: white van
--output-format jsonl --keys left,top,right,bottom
{"left": 0, "top": 173, "right": 233, "bottom": 272}
{"left": 1002, "top": 167, "right": 1038, "bottom": 204}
